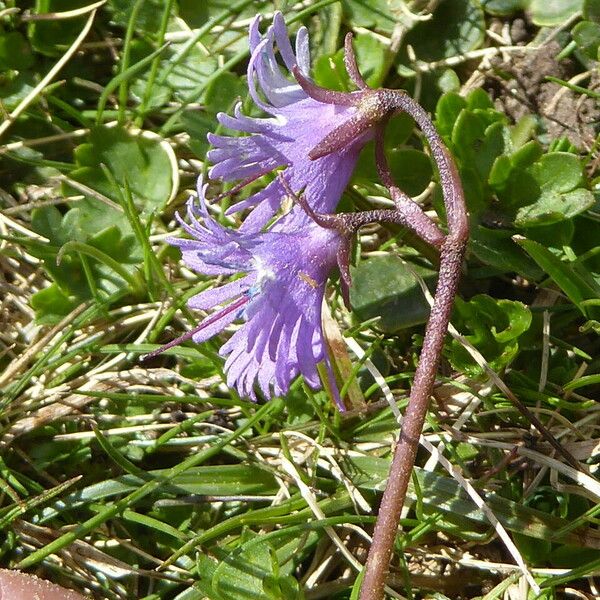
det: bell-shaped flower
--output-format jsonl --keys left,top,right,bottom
{"left": 207, "top": 12, "right": 373, "bottom": 231}
{"left": 157, "top": 180, "right": 346, "bottom": 409}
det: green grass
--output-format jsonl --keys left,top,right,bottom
{"left": 1, "top": 1, "right": 600, "bottom": 599}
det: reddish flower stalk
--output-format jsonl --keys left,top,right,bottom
{"left": 358, "top": 94, "right": 468, "bottom": 600}
{"left": 295, "top": 37, "right": 468, "bottom": 600}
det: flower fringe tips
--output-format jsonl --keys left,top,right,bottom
{"left": 168, "top": 182, "right": 346, "bottom": 409}
{"left": 207, "top": 12, "right": 371, "bottom": 232}
{"left": 150, "top": 11, "right": 468, "bottom": 600}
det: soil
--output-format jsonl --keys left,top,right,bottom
{"left": 485, "top": 40, "right": 600, "bottom": 150}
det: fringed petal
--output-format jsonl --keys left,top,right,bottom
{"left": 188, "top": 274, "right": 254, "bottom": 310}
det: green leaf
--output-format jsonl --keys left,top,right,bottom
{"left": 28, "top": 0, "right": 88, "bottom": 55}
{"left": 388, "top": 149, "right": 434, "bottom": 197}
{"left": 341, "top": 0, "right": 395, "bottom": 34}
{"left": 517, "top": 238, "right": 600, "bottom": 316}
{"left": 580, "top": 319, "right": 600, "bottom": 335}
{"left": 466, "top": 87, "right": 495, "bottom": 110}
{"left": 0, "top": 70, "right": 36, "bottom": 111}
{"left": 130, "top": 32, "right": 218, "bottom": 105}
{"left": 69, "top": 125, "right": 178, "bottom": 216}
{"left": 481, "top": 0, "right": 531, "bottom": 16}
{"left": 470, "top": 226, "right": 544, "bottom": 279}
{"left": 313, "top": 48, "right": 350, "bottom": 92}
{"left": 0, "top": 31, "right": 34, "bottom": 70}
{"left": 532, "top": 152, "right": 584, "bottom": 193}
{"left": 511, "top": 115, "right": 538, "bottom": 149}
{"left": 28, "top": 200, "right": 144, "bottom": 320}
{"left": 572, "top": 21, "right": 600, "bottom": 59}
{"left": 436, "top": 69, "right": 461, "bottom": 94}
{"left": 350, "top": 255, "right": 437, "bottom": 332}
{"left": 42, "top": 465, "right": 279, "bottom": 517}
{"left": 584, "top": 0, "right": 600, "bottom": 22}
{"left": 523, "top": 220, "right": 575, "bottom": 250}
{"left": 347, "top": 456, "right": 600, "bottom": 549}
{"left": 447, "top": 294, "right": 532, "bottom": 377}
{"left": 353, "top": 148, "right": 433, "bottom": 196}
{"left": 212, "top": 532, "right": 310, "bottom": 600}
{"left": 489, "top": 150, "right": 594, "bottom": 227}
{"left": 511, "top": 139, "right": 543, "bottom": 168}
{"left": 529, "top": 0, "right": 583, "bottom": 26}
{"left": 515, "top": 153, "right": 594, "bottom": 227}
{"left": 108, "top": 0, "right": 173, "bottom": 33}
{"left": 435, "top": 92, "right": 467, "bottom": 139}
{"left": 404, "top": 0, "right": 485, "bottom": 62}
{"left": 30, "top": 284, "right": 81, "bottom": 325}
{"left": 572, "top": 215, "right": 600, "bottom": 273}
{"left": 183, "top": 71, "right": 246, "bottom": 157}
{"left": 352, "top": 33, "right": 387, "bottom": 88}
{"left": 452, "top": 114, "right": 508, "bottom": 184}
{"left": 516, "top": 188, "right": 595, "bottom": 227}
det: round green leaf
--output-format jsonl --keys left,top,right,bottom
{"left": 70, "top": 125, "right": 179, "bottom": 216}
{"left": 447, "top": 295, "right": 532, "bottom": 377}
{"left": 531, "top": 152, "right": 584, "bottom": 194}
{"left": 572, "top": 20, "right": 600, "bottom": 58}
{"left": 404, "top": 0, "right": 485, "bottom": 62}
{"left": 350, "top": 255, "right": 437, "bottom": 332}
{"left": 481, "top": 0, "right": 530, "bottom": 16}
{"left": 529, "top": 0, "right": 583, "bottom": 26}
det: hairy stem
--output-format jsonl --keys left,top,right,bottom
{"left": 359, "top": 234, "right": 466, "bottom": 600}
{"left": 359, "top": 92, "right": 468, "bottom": 600}
{"left": 374, "top": 123, "right": 445, "bottom": 248}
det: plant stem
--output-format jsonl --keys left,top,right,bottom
{"left": 359, "top": 92, "right": 468, "bottom": 600}
{"left": 359, "top": 234, "right": 466, "bottom": 600}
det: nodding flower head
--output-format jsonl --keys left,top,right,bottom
{"left": 207, "top": 12, "right": 378, "bottom": 231}
{"left": 161, "top": 180, "right": 347, "bottom": 409}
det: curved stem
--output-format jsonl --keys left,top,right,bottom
{"left": 384, "top": 90, "right": 468, "bottom": 236}
{"left": 374, "top": 124, "right": 445, "bottom": 249}
{"left": 359, "top": 91, "right": 468, "bottom": 600}
{"left": 359, "top": 234, "right": 466, "bottom": 600}
{"left": 344, "top": 32, "right": 368, "bottom": 90}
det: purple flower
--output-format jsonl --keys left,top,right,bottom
{"left": 207, "top": 12, "right": 371, "bottom": 231}
{"left": 147, "top": 14, "right": 394, "bottom": 408}
{"left": 166, "top": 180, "right": 346, "bottom": 409}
